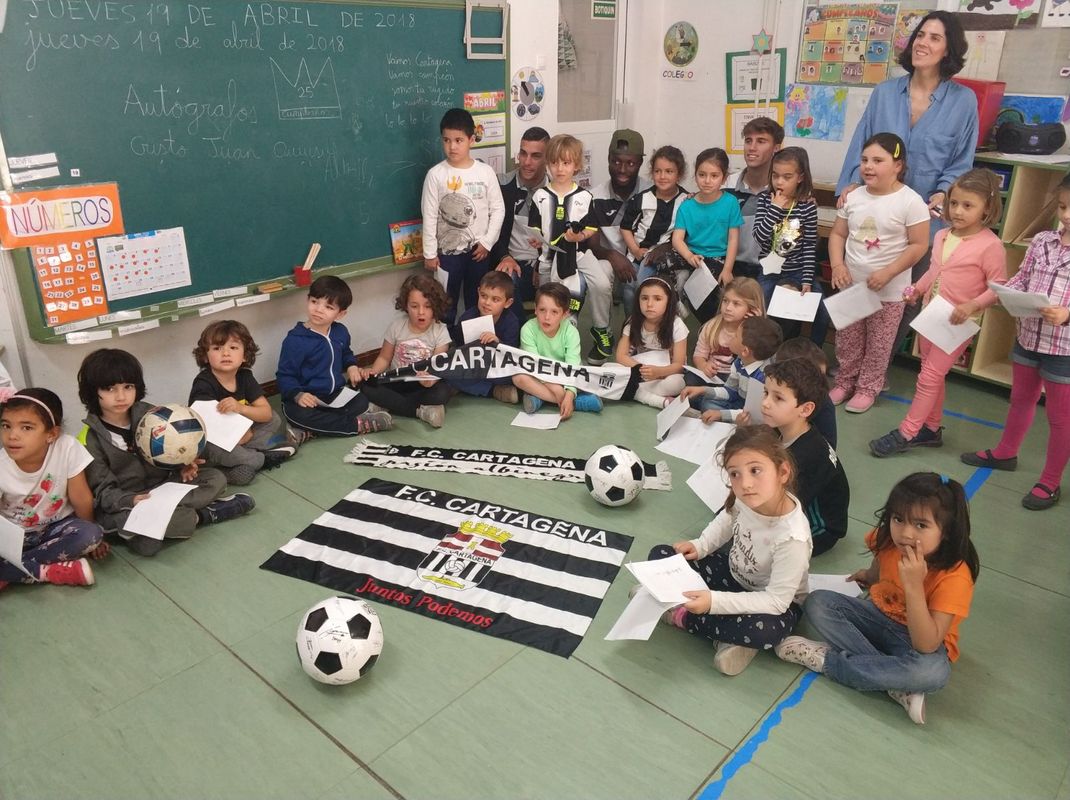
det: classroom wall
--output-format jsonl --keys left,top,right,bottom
{"left": 0, "top": 0, "right": 564, "bottom": 430}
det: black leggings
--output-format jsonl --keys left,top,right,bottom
{"left": 361, "top": 380, "right": 453, "bottom": 418}
{"left": 648, "top": 544, "right": 801, "bottom": 649}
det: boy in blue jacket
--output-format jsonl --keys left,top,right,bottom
{"left": 276, "top": 276, "right": 393, "bottom": 439}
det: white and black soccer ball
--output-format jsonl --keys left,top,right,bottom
{"left": 296, "top": 596, "right": 384, "bottom": 685}
{"left": 584, "top": 444, "right": 645, "bottom": 507}
{"left": 134, "top": 404, "right": 207, "bottom": 468}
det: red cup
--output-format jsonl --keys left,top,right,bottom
{"left": 293, "top": 266, "right": 312, "bottom": 287}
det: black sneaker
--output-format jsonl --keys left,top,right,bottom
{"left": 909, "top": 426, "right": 943, "bottom": 448}
{"left": 587, "top": 326, "right": 613, "bottom": 366}
{"left": 198, "top": 493, "right": 255, "bottom": 525}
{"left": 261, "top": 445, "right": 296, "bottom": 471}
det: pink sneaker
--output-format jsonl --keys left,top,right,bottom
{"left": 828, "top": 386, "right": 851, "bottom": 405}
{"left": 845, "top": 393, "right": 875, "bottom": 414}
{"left": 39, "top": 559, "right": 95, "bottom": 586}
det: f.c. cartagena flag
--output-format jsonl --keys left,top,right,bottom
{"left": 260, "top": 479, "right": 633, "bottom": 658}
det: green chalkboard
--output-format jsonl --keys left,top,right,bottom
{"left": 0, "top": 0, "right": 508, "bottom": 336}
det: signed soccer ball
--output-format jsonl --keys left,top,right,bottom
{"left": 134, "top": 404, "right": 207, "bottom": 468}
{"left": 584, "top": 445, "right": 645, "bottom": 507}
{"left": 296, "top": 597, "right": 384, "bottom": 685}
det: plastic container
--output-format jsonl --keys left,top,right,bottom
{"left": 952, "top": 77, "right": 1006, "bottom": 148}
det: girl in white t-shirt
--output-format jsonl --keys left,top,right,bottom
{"left": 615, "top": 276, "right": 688, "bottom": 408}
{"left": 359, "top": 273, "right": 454, "bottom": 428}
{"left": 0, "top": 388, "right": 105, "bottom": 589}
{"left": 829, "top": 133, "right": 930, "bottom": 414}
{"left": 646, "top": 425, "right": 812, "bottom": 676}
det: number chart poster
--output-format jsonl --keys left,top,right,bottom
{"left": 99, "top": 227, "right": 192, "bottom": 301}
{"left": 798, "top": 4, "right": 899, "bottom": 86}
{"left": 32, "top": 236, "right": 108, "bottom": 326}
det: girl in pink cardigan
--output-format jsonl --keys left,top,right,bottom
{"left": 870, "top": 169, "right": 1006, "bottom": 457}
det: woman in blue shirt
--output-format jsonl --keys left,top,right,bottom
{"left": 836, "top": 11, "right": 977, "bottom": 219}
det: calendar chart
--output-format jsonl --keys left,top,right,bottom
{"left": 99, "top": 228, "right": 193, "bottom": 302}
{"left": 798, "top": 3, "right": 898, "bottom": 86}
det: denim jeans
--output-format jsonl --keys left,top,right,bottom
{"left": 806, "top": 589, "right": 951, "bottom": 693}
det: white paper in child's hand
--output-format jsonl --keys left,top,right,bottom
{"left": 434, "top": 267, "right": 450, "bottom": 291}
{"left": 768, "top": 285, "right": 821, "bottom": 322}
{"left": 189, "top": 400, "right": 253, "bottom": 452}
{"left": 322, "top": 386, "right": 359, "bottom": 409}
{"left": 909, "top": 295, "right": 979, "bottom": 355}
{"left": 626, "top": 553, "right": 708, "bottom": 603}
{"left": 684, "top": 263, "right": 718, "bottom": 309}
{"left": 743, "top": 377, "right": 765, "bottom": 421}
{"left": 605, "top": 586, "right": 677, "bottom": 641}
{"left": 461, "top": 314, "right": 495, "bottom": 344}
{"left": 0, "top": 517, "right": 32, "bottom": 576}
{"left": 656, "top": 395, "right": 690, "bottom": 440}
{"left": 824, "top": 283, "right": 882, "bottom": 329}
{"left": 123, "top": 482, "right": 198, "bottom": 540}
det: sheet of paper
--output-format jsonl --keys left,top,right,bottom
{"left": 632, "top": 350, "right": 671, "bottom": 367}
{"left": 433, "top": 266, "right": 449, "bottom": 291}
{"left": 824, "top": 283, "right": 883, "bottom": 329}
{"left": 604, "top": 586, "right": 676, "bottom": 641}
{"left": 686, "top": 454, "right": 731, "bottom": 514}
{"left": 189, "top": 400, "right": 254, "bottom": 453}
{"left": 656, "top": 394, "right": 690, "bottom": 440}
{"left": 808, "top": 573, "right": 863, "bottom": 598}
{"left": 123, "top": 482, "right": 198, "bottom": 540}
{"left": 909, "top": 295, "right": 980, "bottom": 355}
{"left": 682, "top": 364, "right": 723, "bottom": 385}
{"left": 768, "top": 285, "right": 821, "bottom": 322}
{"left": 656, "top": 417, "right": 734, "bottom": 465}
{"left": 511, "top": 412, "right": 561, "bottom": 430}
{"left": 461, "top": 314, "right": 496, "bottom": 344}
{"left": 743, "top": 376, "right": 766, "bottom": 421}
{"left": 989, "top": 281, "right": 1051, "bottom": 318}
{"left": 626, "top": 553, "right": 709, "bottom": 603}
{"left": 322, "top": 386, "right": 359, "bottom": 409}
{"left": 683, "top": 263, "right": 718, "bottom": 309}
{"left": 0, "top": 516, "right": 32, "bottom": 577}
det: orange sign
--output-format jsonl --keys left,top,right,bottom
{"left": 31, "top": 234, "right": 109, "bottom": 326}
{"left": 0, "top": 183, "right": 124, "bottom": 249}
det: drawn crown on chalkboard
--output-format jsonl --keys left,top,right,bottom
{"left": 269, "top": 57, "right": 342, "bottom": 120}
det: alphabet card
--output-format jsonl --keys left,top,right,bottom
{"left": 32, "top": 234, "right": 108, "bottom": 326}
{"left": 98, "top": 227, "right": 192, "bottom": 301}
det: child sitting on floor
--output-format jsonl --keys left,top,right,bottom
{"left": 614, "top": 276, "right": 687, "bottom": 409}
{"left": 448, "top": 270, "right": 521, "bottom": 404}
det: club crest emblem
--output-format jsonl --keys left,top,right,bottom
{"left": 418, "top": 519, "right": 511, "bottom": 590}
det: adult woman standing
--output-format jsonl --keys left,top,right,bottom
{"left": 835, "top": 11, "right": 978, "bottom": 361}
{"left": 837, "top": 11, "right": 978, "bottom": 216}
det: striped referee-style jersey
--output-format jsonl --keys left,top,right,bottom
{"left": 619, "top": 185, "right": 688, "bottom": 250}
{"left": 529, "top": 183, "right": 597, "bottom": 279}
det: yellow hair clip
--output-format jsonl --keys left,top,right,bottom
{"left": 893, "top": 142, "right": 901, "bottom": 158}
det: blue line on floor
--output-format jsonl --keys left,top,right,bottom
{"left": 698, "top": 466, "right": 994, "bottom": 800}
{"left": 880, "top": 393, "right": 1005, "bottom": 430}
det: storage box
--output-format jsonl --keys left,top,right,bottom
{"left": 952, "top": 77, "right": 1006, "bottom": 148}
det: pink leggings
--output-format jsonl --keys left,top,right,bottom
{"left": 899, "top": 336, "right": 972, "bottom": 439}
{"left": 991, "top": 361, "right": 1070, "bottom": 492}
{"left": 834, "top": 301, "right": 905, "bottom": 398}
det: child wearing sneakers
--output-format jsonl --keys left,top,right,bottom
{"left": 276, "top": 275, "right": 392, "bottom": 439}
{"left": 448, "top": 270, "right": 521, "bottom": 404}
{"left": 1, "top": 388, "right": 105, "bottom": 589}
{"left": 77, "top": 349, "right": 253, "bottom": 557}
{"left": 360, "top": 273, "right": 454, "bottom": 428}
{"left": 514, "top": 282, "right": 604, "bottom": 419}
{"left": 761, "top": 358, "right": 850, "bottom": 556}
{"left": 680, "top": 315, "right": 782, "bottom": 423}
{"left": 189, "top": 320, "right": 294, "bottom": 485}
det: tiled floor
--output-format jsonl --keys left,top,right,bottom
{"left": 2, "top": 360, "right": 1067, "bottom": 800}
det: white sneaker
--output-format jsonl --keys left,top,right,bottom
{"left": 773, "top": 636, "right": 829, "bottom": 673}
{"left": 888, "top": 690, "right": 926, "bottom": 725}
{"left": 416, "top": 404, "right": 445, "bottom": 428}
{"left": 713, "top": 642, "right": 759, "bottom": 676}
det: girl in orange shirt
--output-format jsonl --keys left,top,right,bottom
{"left": 774, "top": 473, "right": 979, "bottom": 725}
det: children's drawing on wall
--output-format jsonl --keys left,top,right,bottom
{"left": 1042, "top": 0, "right": 1070, "bottom": 26}
{"left": 511, "top": 67, "right": 543, "bottom": 119}
{"left": 957, "top": 0, "right": 1041, "bottom": 28}
{"left": 664, "top": 21, "right": 698, "bottom": 67}
{"left": 798, "top": 4, "right": 898, "bottom": 86}
{"left": 785, "top": 84, "right": 849, "bottom": 141}
{"left": 888, "top": 8, "right": 931, "bottom": 76}
{"left": 999, "top": 94, "right": 1068, "bottom": 124}
{"left": 959, "top": 30, "right": 1006, "bottom": 80}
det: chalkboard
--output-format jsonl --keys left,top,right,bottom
{"left": 0, "top": 0, "right": 508, "bottom": 331}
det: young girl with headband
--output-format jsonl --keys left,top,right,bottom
{"left": 614, "top": 275, "right": 688, "bottom": 408}
{"left": 0, "top": 388, "right": 105, "bottom": 589}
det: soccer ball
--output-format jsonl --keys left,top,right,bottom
{"left": 296, "top": 596, "right": 384, "bottom": 685}
{"left": 134, "top": 404, "right": 207, "bottom": 468}
{"left": 584, "top": 444, "right": 645, "bottom": 507}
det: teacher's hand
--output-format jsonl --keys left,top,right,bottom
{"left": 928, "top": 191, "right": 946, "bottom": 219}
{"left": 836, "top": 183, "right": 859, "bottom": 209}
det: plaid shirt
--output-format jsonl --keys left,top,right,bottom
{"left": 1005, "top": 231, "right": 1070, "bottom": 356}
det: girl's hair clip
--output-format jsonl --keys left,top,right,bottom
{"left": 893, "top": 143, "right": 901, "bottom": 158}
{"left": 939, "top": 474, "right": 950, "bottom": 485}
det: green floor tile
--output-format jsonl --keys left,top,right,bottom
{"left": 315, "top": 768, "right": 400, "bottom": 800}
{"left": 715, "top": 761, "right": 819, "bottom": 800}
{"left": 232, "top": 603, "right": 522, "bottom": 762}
{"left": 0, "top": 651, "right": 361, "bottom": 800}
{"left": 0, "top": 554, "right": 221, "bottom": 768}
{"left": 371, "top": 648, "right": 729, "bottom": 800}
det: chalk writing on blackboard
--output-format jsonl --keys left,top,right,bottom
{"left": 271, "top": 57, "right": 342, "bottom": 120}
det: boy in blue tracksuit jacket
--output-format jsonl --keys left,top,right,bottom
{"left": 276, "top": 276, "right": 394, "bottom": 437}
